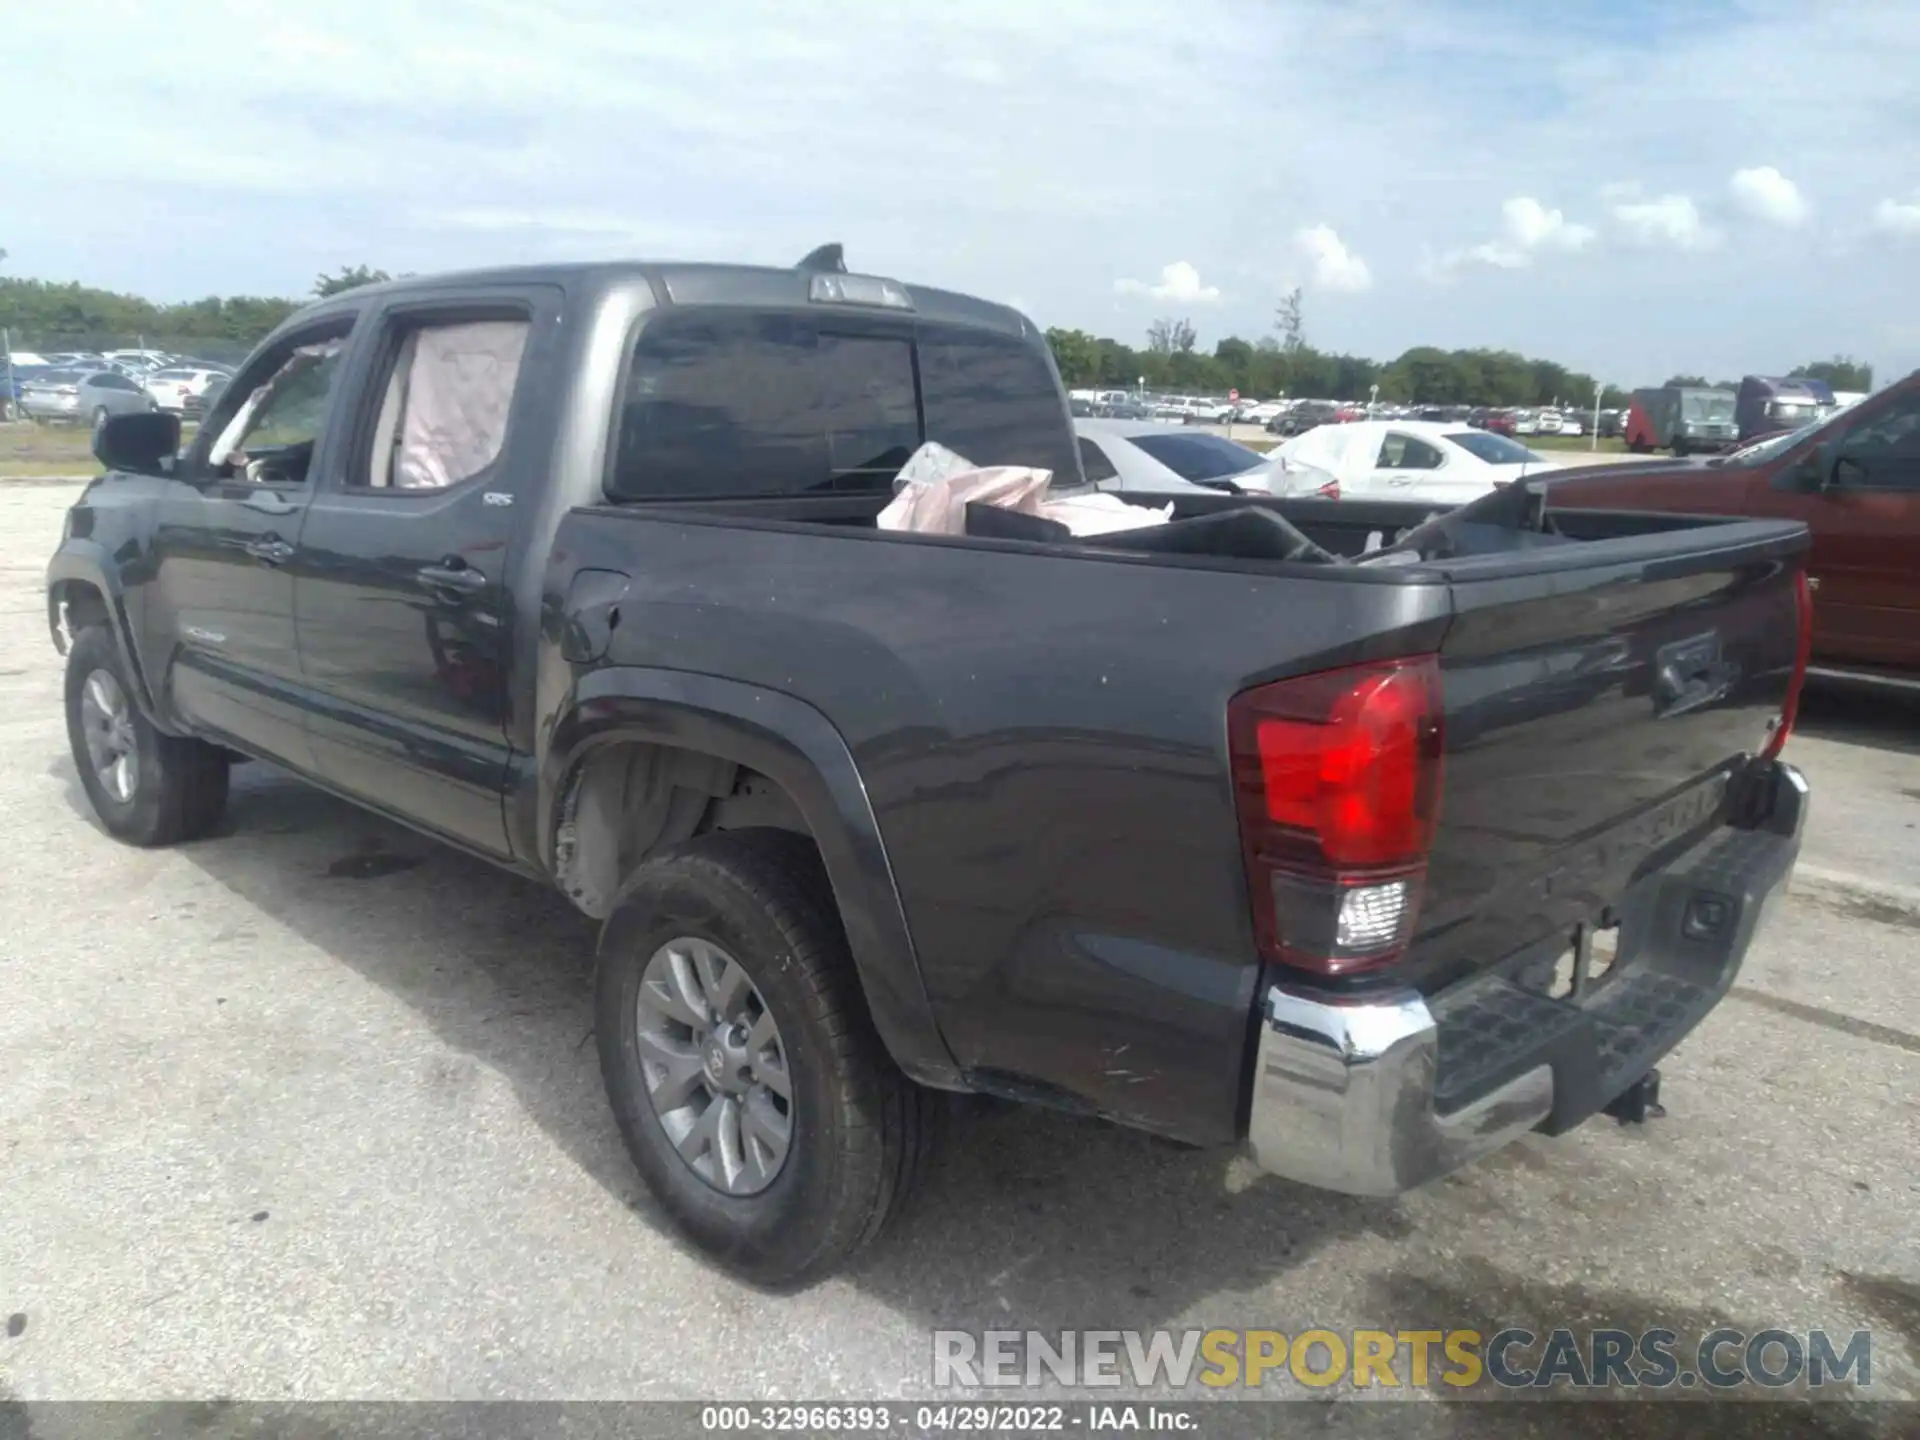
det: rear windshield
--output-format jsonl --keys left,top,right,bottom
{"left": 609, "top": 312, "right": 1077, "bottom": 500}
{"left": 1443, "top": 431, "right": 1544, "bottom": 465}
{"left": 917, "top": 323, "right": 1078, "bottom": 481}
{"left": 1128, "top": 431, "right": 1266, "bottom": 480}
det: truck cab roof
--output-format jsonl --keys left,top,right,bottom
{"left": 293, "top": 259, "right": 1033, "bottom": 340}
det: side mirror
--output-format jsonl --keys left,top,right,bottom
{"left": 93, "top": 411, "right": 181, "bottom": 476}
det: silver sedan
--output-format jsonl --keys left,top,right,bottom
{"left": 18, "top": 369, "right": 157, "bottom": 428}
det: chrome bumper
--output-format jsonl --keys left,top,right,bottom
{"left": 1247, "top": 985, "right": 1552, "bottom": 1195}
{"left": 1248, "top": 761, "right": 1806, "bottom": 1197}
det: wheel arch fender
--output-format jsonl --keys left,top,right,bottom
{"left": 46, "top": 546, "right": 168, "bottom": 726}
{"left": 544, "top": 668, "right": 962, "bottom": 1089}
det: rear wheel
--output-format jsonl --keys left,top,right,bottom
{"left": 64, "top": 626, "right": 229, "bottom": 845}
{"left": 596, "top": 830, "right": 934, "bottom": 1285}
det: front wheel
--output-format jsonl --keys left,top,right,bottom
{"left": 64, "top": 626, "right": 229, "bottom": 845}
{"left": 596, "top": 830, "right": 934, "bottom": 1285}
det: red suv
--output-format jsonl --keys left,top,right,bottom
{"left": 1548, "top": 372, "right": 1920, "bottom": 684}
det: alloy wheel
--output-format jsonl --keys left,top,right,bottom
{"left": 634, "top": 936, "right": 793, "bottom": 1196}
{"left": 78, "top": 668, "right": 139, "bottom": 803}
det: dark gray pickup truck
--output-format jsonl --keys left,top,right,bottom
{"left": 49, "top": 248, "right": 1811, "bottom": 1282}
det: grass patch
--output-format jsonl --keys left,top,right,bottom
{"left": 1, "top": 421, "right": 99, "bottom": 474}
{"left": 1, "top": 420, "right": 199, "bottom": 477}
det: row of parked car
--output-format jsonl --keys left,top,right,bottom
{"left": 2, "top": 349, "right": 234, "bottom": 427}
{"left": 1068, "top": 390, "right": 1626, "bottom": 441}
{"left": 1073, "top": 414, "right": 1569, "bottom": 504}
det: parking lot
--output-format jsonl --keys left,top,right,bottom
{"left": 0, "top": 479, "right": 1914, "bottom": 1423}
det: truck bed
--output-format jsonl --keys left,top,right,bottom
{"left": 548, "top": 488, "right": 1808, "bottom": 1143}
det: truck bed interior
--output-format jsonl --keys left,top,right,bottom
{"left": 595, "top": 483, "right": 1737, "bottom": 572}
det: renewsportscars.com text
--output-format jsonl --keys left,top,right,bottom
{"left": 932, "top": 1327, "right": 1872, "bottom": 1392}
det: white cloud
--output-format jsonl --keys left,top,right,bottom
{"left": 2, "top": 1, "right": 1915, "bottom": 380}
{"left": 1295, "top": 225, "right": 1373, "bottom": 292}
{"left": 1872, "top": 195, "right": 1920, "bottom": 236}
{"left": 1439, "top": 195, "right": 1596, "bottom": 273}
{"left": 1503, "top": 196, "right": 1597, "bottom": 252}
{"left": 1114, "top": 261, "right": 1221, "bottom": 303}
{"left": 1729, "top": 166, "right": 1808, "bottom": 226}
{"left": 1611, "top": 193, "right": 1719, "bottom": 251}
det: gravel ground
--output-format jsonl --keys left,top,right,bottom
{"left": 0, "top": 482, "right": 1913, "bottom": 1434}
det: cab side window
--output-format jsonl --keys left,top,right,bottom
{"left": 1836, "top": 395, "right": 1920, "bottom": 491}
{"left": 358, "top": 318, "right": 531, "bottom": 491}
{"left": 206, "top": 324, "right": 355, "bottom": 485}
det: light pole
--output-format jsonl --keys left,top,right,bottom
{"left": 1368, "top": 383, "right": 1379, "bottom": 417}
{"left": 1591, "top": 380, "right": 1603, "bottom": 451}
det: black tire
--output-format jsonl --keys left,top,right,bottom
{"left": 64, "top": 626, "right": 229, "bottom": 846}
{"left": 1672, "top": 439, "right": 1689, "bottom": 457}
{"left": 596, "top": 830, "right": 933, "bottom": 1285}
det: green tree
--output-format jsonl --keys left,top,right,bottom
{"left": 1146, "top": 317, "right": 1197, "bottom": 356}
{"left": 1790, "top": 356, "right": 1873, "bottom": 391}
{"left": 1383, "top": 347, "right": 1457, "bottom": 404}
{"left": 1274, "top": 287, "right": 1305, "bottom": 354}
{"left": 1044, "top": 327, "right": 1100, "bottom": 386}
{"left": 1663, "top": 374, "right": 1710, "bottom": 389}
{"left": 313, "top": 265, "right": 392, "bottom": 298}
{"left": 0, "top": 275, "right": 298, "bottom": 352}
{"left": 1213, "top": 336, "right": 1253, "bottom": 378}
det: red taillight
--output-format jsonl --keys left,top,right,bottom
{"left": 1230, "top": 657, "right": 1443, "bottom": 975}
{"left": 1762, "top": 569, "right": 1812, "bottom": 760}
{"left": 1315, "top": 478, "right": 1341, "bottom": 499}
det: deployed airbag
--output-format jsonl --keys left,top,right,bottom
{"left": 879, "top": 441, "right": 1172, "bottom": 537}
{"left": 392, "top": 321, "right": 529, "bottom": 490}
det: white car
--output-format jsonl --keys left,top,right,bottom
{"left": 1075, "top": 418, "right": 1336, "bottom": 496}
{"left": 1265, "top": 420, "right": 1560, "bottom": 503}
{"left": 143, "top": 367, "right": 229, "bottom": 414}
{"left": 103, "top": 349, "right": 175, "bottom": 372}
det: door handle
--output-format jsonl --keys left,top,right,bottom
{"left": 245, "top": 537, "right": 295, "bottom": 565}
{"left": 416, "top": 561, "right": 488, "bottom": 595}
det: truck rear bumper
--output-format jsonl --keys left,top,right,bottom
{"left": 1246, "top": 761, "right": 1807, "bottom": 1196}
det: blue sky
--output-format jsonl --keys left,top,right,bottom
{"left": 4, "top": 0, "right": 1917, "bottom": 386}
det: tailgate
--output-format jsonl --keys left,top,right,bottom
{"left": 1408, "top": 519, "right": 1807, "bottom": 993}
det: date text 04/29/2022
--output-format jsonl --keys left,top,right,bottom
{"left": 699, "top": 1405, "right": 1191, "bottom": 1432}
